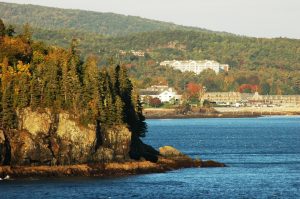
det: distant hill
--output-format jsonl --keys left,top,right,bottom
{"left": 0, "top": 2, "right": 210, "bottom": 36}
{"left": 29, "top": 28, "right": 300, "bottom": 71}
{"left": 0, "top": 2, "right": 299, "bottom": 94}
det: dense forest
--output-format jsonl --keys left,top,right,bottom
{"left": 0, "top": 2, "right": 208, "bottom": 36}
{"left": 102, "top": 31, "right": 300, "bottom": 95}
{"left": 16, "top": 28, "right": 300, "bottom": 95}
{"left": 1, "top": 2, "right": 300, "bottom": 95}
{"left": 0, "top": 19, "right": 147, "bottom": 139}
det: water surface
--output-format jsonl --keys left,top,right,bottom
{"left": 1, "top": 116, "right": 300, "bottom": 198}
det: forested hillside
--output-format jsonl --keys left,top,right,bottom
{"left": 0, "top": 2, "right": 206, "bottom": 36}
{"left": 0, "top": 2, "right": 299, "bottom": 95}
{"left": 0, "top": 20, "right": 147, "bottom": 138}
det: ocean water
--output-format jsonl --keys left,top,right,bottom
{"left": 1, "top": 116, "right": 300, "bottom": 199}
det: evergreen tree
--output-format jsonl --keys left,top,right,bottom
{"left": 43, "top": 58, "right": 60, "bottom": 109}
{"left": 117, "top": 65, "right": 146, "bottom": 137}
{"left": 0, "top": 18, "right": 5, "bottom": 37}
{"left": 5, "top": 25, "right": 15, "bottom": 37}
{"left": 0, "top": 63, "right": 3, "bottom": 125}
{"left": 61, "top": 45, "right": 81, "bottom": 113}
{"left": 98, "top": 68, "right": 108, "bottom": 124}
{"left": 2, "top": 82, "right": 16, "bottom": 129}
{"left": 14, "top": 61, "right": 31, "bottom": 109}
{"left": 29, "top": 73, "right": 41, "bottom": 110}
{"left": 132, "top": 90, "right": 147, "bottom": 137}
{"left": 0, "top": 26, "right": 149, "bottom": 143}
{"left": 21, "top": 23, "right": 32, "bottom": 43}
{"left": 82, "top": 56, "right": 100, "bottom": 122}
{"left": 114, "top": 95, "right": 124, "bottom": 124}
{"left": 103, "top": 70, "right": 116, "bottom": 125}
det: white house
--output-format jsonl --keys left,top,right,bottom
{"left": 140, "top": 86, "right": 181, "bottom": 103}
{"left": 157, "top": 88, "right": 181, "bottom": 102}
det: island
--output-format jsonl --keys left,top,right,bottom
{"left": 0, "top": 20, "right": 224, "bottom": 178}
{"left": 0, "top": 108, "right": 224, "bottom": 178}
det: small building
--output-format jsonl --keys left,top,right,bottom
{"left": 202, "top": 92, "right": 300, "bottom": 106}
{"left": 140, "top": 86, "right": 181, "bottom": 103}
{"left": 130, "top": 50, "right": 145, "bottom": 57}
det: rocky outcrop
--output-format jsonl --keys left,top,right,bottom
{"left": 129, "top": 136, "right": 160, "bottom": 163}
{"left": 55, "top": 113, "right": 96, "bottom": 165}
{"left": 18, "top": 108, "right": 52, "bottom": 136}
{"left": 0, "top": 108, "right": 225, "bottom": 177}
{"left": 0, "top": 108, "right": 133, "bottom": 166}
{"left": 0, "top": 143, "right": 225, "bottom": 178}
{"left": 0, "top": 130, "right": 6, "bottom": 165}
{"left": 92, "top": 125, "right": 131, "bottom": 162}
{"left": 6, "top": 129, "right": 53, "bottom": 165}
{"left": 158, "top": 146, "right": 198, "bottom": 169}
{"left": 159, "top": 146, "right": 191, "bottom": 161}
{"left": 158, "top": 145, "right": 225, "bottom": 168}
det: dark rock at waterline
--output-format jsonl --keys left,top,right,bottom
{"left": 201, "top": 160, "right": 226, "bottom": 167}
{"left": 129, "top": 136, "right": 159, "bottom": 163}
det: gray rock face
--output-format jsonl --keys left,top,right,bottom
{"left": 92, "top": 125, "right": 131, "bottom": 163}
{"left": 0, "top": 108, "right": 132, "bottom": 166}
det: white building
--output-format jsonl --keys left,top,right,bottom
{"left": 140, "top": 86, "right": 182, "bottom": 103}
{"left": 160, "top": 60, "right": 229, "bottom": 74}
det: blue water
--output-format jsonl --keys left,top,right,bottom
{"left": 1, "top": 116, "right": 300, "bottom": 198}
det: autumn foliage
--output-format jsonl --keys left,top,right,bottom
{"left": 186, "top": 82, "right": 202, "bottom": 98}
{"left": 0, "top": 19, "right": 147, "bottom": 138}
{"left": 149, "top": 97, "right": 162, "bottom": 107}
{"left": 238, "top": 84, "right": 258, "bottom": 93}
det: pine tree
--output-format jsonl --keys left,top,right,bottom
{"left": 2, "top": 82, "right": 16, "bottom": 129}
{"left": 117, "top": 65, "right": 137, "bottom": 134}
{"left": 21, "top": 23, "right": 32, "bottom": 43}
{"left": 114, "top": 95, "right": 124, "bottom": 124}
{"left": 0, "top": 18, "right": 5, "bottom": 38}
{"left": 132, "top": 90, "right": 147, "bottom": 137}
{"left": 113, "top": 64, "right": 121, "bottom": 96}
{"left": 80, "top": 56, "right": 100, "bottom": 123}
{"left": 14, "top": 61, "right": 31, "bottom": 109}
{"left": 104, "top": 70, "right": 116, "bottom": 125}
{"left": 61, "top": 45, "right": 81, "bottom": 113}
{"left": 0, "top": 63, "right": 3, "bottom": 125}
{"left": 98, "top": 68, "right": 108, "bottom": 124}
{"left": 43, "top": 59, "right": 59, "bottom": 109}
{"left": 68, "top": 57, "right": 82, "bottom": 113}
{"left": 29, "top": 73, "right": 41, "bottom": 110}
{"left": 5, "top": 25, "right": 15, "bottom": 37}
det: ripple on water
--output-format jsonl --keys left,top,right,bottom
{"left": 1, "top": 117, "right": 300, "bottom": 199}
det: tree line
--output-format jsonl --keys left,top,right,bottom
{"left": 24, "top": 28, "right": 300, "bottom": 95}
{"left": 0, "top": 19, "right": 146, "bottom": 138}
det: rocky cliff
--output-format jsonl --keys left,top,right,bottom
{"left": 0, "top": 108, "right": 134, "bottom": 166}
{"left": 0, "top": 108, "right": 226, "bottom": 178}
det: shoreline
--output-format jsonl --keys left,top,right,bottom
{"left": 144, "top": 108, "right": 300, "bottom": 119}
{"left": 0, "top": 158, "right": 225, "bottom": 179}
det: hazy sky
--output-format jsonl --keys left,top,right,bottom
{"left": 3, "top": 0, "right": 300, "bottom": 39}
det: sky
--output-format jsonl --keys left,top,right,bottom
{"left": 2, "top": 0, "right": 300, "bottom": 39}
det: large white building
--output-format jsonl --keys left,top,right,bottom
{"left": 160, "top": 60, "right": 229, "bottom": 74}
